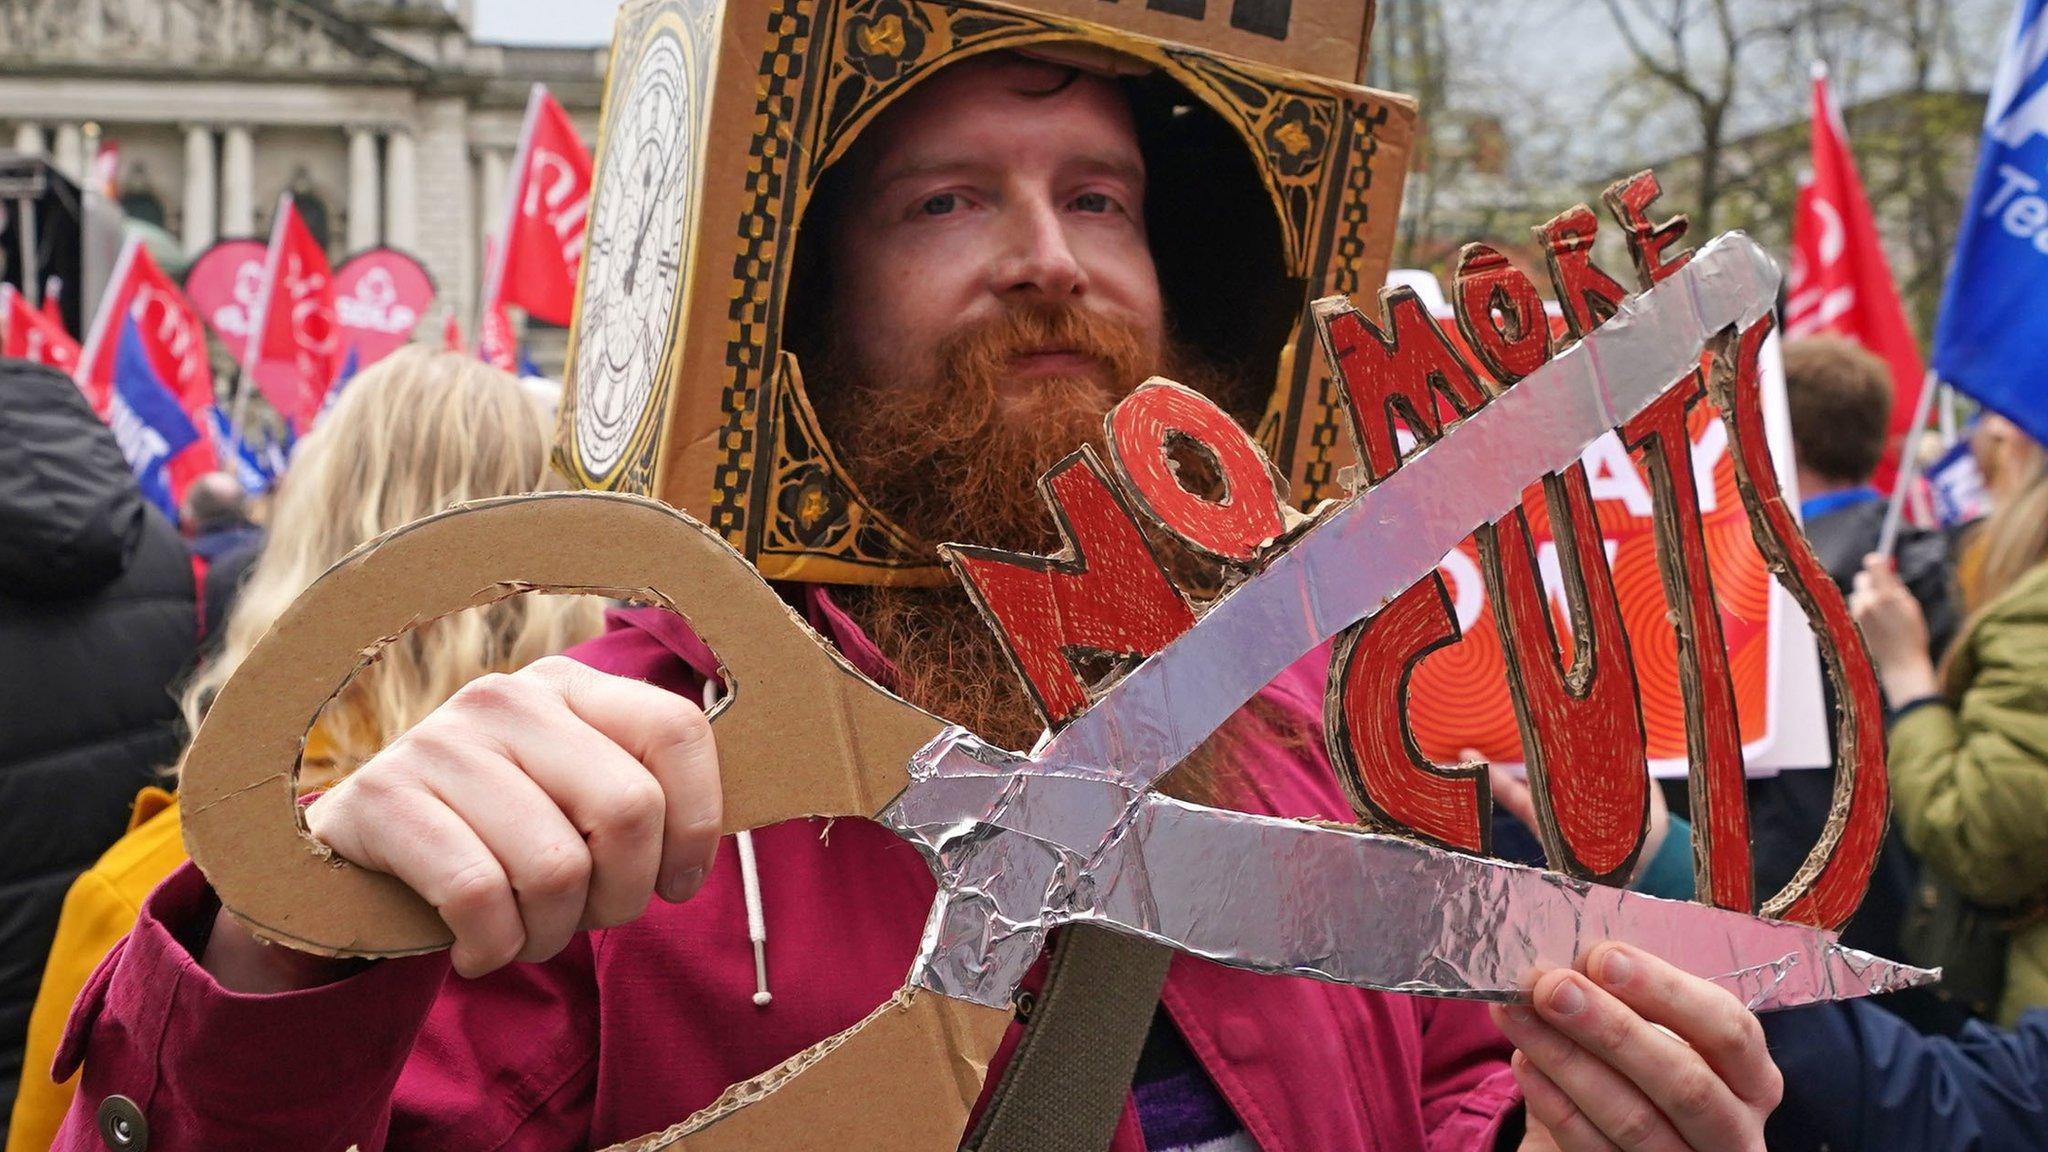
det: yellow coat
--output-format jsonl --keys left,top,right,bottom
{"left": 8, "top": 722, "right": 351, "bottom": 1151}
{"left": 6, "top": 788, "right": 184, "bottom": 1152}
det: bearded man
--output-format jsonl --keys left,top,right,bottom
{"left": 52, "top": 54, "right": 1782, "bottom": 1152}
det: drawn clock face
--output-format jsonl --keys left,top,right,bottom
{"left": 573, "top": 27, "right": 696, "bottom": 482}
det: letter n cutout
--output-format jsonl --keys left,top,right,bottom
{"left": 942, "top": 448, "right": 1198, "bottom": 729}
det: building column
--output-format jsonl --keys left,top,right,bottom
{"left": 12, "top": 122, "right": 43, "bottom": 156}
{"left": 479, "top": 147, "right": 509, "bottom": 248}
{"left": 182, "top": 125, "right": 217, "bottom": 253}
{"left": 384, "top": 128, "right": 417, "bottom": 249}
{"left": 347, "top": 126, "right": 382, "bottom": 251}
{"left": 51, "top": 122, "right": 84, "bottom": 182}
{"left": 220, "top": 125, "right": 255, "bottom": 236}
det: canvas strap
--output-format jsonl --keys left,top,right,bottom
{"left": 961, "top": 925, "right": 1175, "bottom": 1152}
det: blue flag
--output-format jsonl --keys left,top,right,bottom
{"left": 318, "top": 343, "right": 361, "bottom": 422}
{"left": 206, "top": 407, "right": 277, "bottom": 495}
{"left": 1932, "top": 0, "right": 2048, "bottom": 448}
{"left": 107, "top": 317, "right": 201, "bottom": 519}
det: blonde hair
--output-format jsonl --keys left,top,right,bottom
{"left": 1956, "top": 431, "right": 2048, "bottom": 619}
{"left": 181, "top": 347, "right": 603, "bottom": 777}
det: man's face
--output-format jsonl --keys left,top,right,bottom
{"left": 829, "top": 55, "right": 1166, "bottom": 402}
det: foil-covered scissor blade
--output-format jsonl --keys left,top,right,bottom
{"left": 1039, "top": 232, "right": 1784, "bottom": 796}
{"left": 1075, "top": 794, "right": 1936, "bottom": 1012}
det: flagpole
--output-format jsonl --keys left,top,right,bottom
{"left": 1877, "top": 368, "right": 1941, "bottom": 558}
{"left": 232, "top": 193, "right": 291, "bottom": 434}
{"left": 479, "top": 83, "right": 543, "bottom": 342}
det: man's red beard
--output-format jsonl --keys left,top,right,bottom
{"left": 817, "top": 305, "right": 1295, "bottom": 807}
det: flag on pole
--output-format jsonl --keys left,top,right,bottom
{"left": 206, "top": 407, "right": 279, "bottom": 495}
{"left": 1787, "top": 62, "right": 1928, "bottom": 489}
{"left": 2, "top": 284, "right": 84, "bottom": 381}
{"left": 313, "top": 343, "right": 362, "bottom": 425}
{"left": 79, "top": 235, "right": 220, "bottom": 428}
{"left": 108, "top": 317, "right": 209, "bottom": 520}
{"left": 481, "top": 84, "right": 591, "bottom": 330}
{"left": 479, "top": 298, "right": 519, "bottom": 372}
{"left": 243, "top": 194, "right": 341, "bottom": 432}
{"left": 1931, "top": 0, "right": 2048, "bottom": 451}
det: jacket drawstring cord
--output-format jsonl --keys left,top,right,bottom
{"left": 703, "top": 678, "right": 771, "bottom": 1006}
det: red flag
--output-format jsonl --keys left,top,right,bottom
{"left": 244, "top": 195, "right": 341, "bottom": 431}
{"left": 3, "top": 284, "right": 83, "bottom": 382}
{"left": 40, "top": 277, "right": 63, "bottom": 325}
{"left": 442, "top": 311, "right": 462, "bottom": 351}
{"left": 483, "top": 85, "right": 591, "bottom": 328}
{"left": 79, "top": 236, "right": 219, "bottom": 422}
{"left": 479, "top": 299, "right": 519, "bottom": 372}
{"left": 1786, "top": 63, "right": 1926, "bottom": 490}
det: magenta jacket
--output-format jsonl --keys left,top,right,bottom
{"left": 53, "top": 594, "right": 1520, "bottom": 1152}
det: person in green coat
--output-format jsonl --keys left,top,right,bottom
{"left": 1852, "top": 413, "right": 2048, "bottom": 1027}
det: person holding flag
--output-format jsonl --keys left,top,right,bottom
{"left": 1842, "top": 0, "right": 2048, "bottom": 1032}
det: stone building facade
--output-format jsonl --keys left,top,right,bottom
{"left": 0, "top": 0, "right": 606, "bottom": 331}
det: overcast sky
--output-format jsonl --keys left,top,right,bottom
{"left": 473, "top": 0, "right": 622, "bottom": 45}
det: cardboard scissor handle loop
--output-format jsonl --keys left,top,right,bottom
{"left": 181, "top": 492, "right": 942, "bottom": 958}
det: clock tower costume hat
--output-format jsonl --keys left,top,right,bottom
{"left": 556, "top": 0, "right": 1417, "bottom": 585}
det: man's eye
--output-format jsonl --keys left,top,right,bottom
{"left": 919, "top": 193, "right": 959, "bottom": 216}
{"left": 1071, "top": 192, "right": 1117, "bottom": 214}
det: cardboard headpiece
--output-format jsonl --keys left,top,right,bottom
{"left": 553, "top": 0, "right": 1414, "bottom": 585}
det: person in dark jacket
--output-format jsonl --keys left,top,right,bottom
{"left": 177, "top": 471, "right": 261, "bottom": 565}
{"left": 1764, "top": 1003, "right": 2048, "bottom": 1151}
{"left": 1742, "top": 336, "right": 1963, "bottom": 1031}
{"left": 0, "top": 359, "right": 197, "bottom": 1128}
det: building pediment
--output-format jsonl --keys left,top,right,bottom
{"left": 0, "top": 0, "right": 430, "bottom": 81}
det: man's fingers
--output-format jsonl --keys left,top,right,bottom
{"left": 400, "top": 727, "right": 599, "bottom": 965}
{"left": 1510, "top": 1050, "right": 1618, "bottom": 1152}
{"left": 446, "top": 674, "right": 669, "bottom": 931}
{"left": 1490, "top": 999, "right": 1688, "bottom": 1152}
{"left": 1584, "top": 943, "right": 1785, "bottom": 1111}
{"left": 307, "top": 776, "right": 525, "bottom": 978}
{"left": 528, "top": 657, "right": 724, "bottom": 901}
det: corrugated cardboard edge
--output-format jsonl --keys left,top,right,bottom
{"left": 603, "top": 987, "right": 1011, "bottom": 1151}
{"left": 181, "top": 491, "right": 943, "bottom": 958}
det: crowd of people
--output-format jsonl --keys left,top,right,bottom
{"left": 0, "top": 50, "right": 2045, "bottom": 1152}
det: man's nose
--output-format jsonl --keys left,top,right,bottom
{"left": 992, "top": 198, "right": 1086, "bottom": 303}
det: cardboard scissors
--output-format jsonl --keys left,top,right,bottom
{"left": 180, "top": 233, "right": 1932, "bottom": 1149}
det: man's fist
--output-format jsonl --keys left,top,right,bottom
{"left": 203, "top": 657, "right": 723, "bottom": 988}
